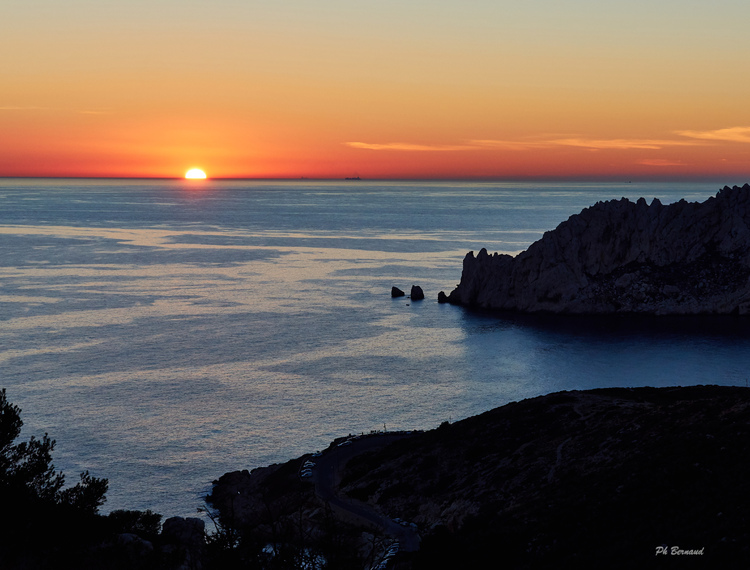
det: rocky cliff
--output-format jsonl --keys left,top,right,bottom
{"left": 444, "top": 184, "right": 750, "bottom": 314}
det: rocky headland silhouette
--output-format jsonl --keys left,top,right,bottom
{"left": 442, "top": 184, "right": 750, "bottom": 314}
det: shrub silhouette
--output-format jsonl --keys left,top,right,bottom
{"left": 0, "top": 388, "right": 109, "bottom": 568}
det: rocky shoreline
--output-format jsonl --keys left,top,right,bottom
{"left": 210, "top": 385, "right": 750, "bottom": 568}
{"left": 442, "top": 184, "right": 750, "bottom": 314}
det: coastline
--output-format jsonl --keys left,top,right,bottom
{"left": 5, "top": 179, "right": 750, "bottom": 528}
{"left": 210, "top": 385, "right": 750, "bottom": 568}
{"left": 444, "top": 184, "right": 750, "bottom": 315}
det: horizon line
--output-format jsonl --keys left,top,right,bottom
{"left": 0, "top": 175, "right": 744, "bottom": 183}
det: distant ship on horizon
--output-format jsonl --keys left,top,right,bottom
{"left": 344, "top": 176, "right": 361, "bottom": 180}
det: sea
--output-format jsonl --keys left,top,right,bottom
{"left": 2, "top": 178, "right": 749, "bottom": 520}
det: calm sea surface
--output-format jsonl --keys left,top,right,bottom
{"left": 2, "top": 178, "right": 749, "bottom": 518}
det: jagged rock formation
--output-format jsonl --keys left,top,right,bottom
{"left": 391, "top": 286, "right": 405, "bottom": 298}
{"left": 410, "top": 285, "right": 425, "bottom": 301}
{"left": 444, "top": 184, "right": 750, "bottom": 314}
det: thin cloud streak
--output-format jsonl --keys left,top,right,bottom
{"left": 676, "top": 126, "right": 750, "bottom": 143}
{"left": 0, "top": 106, "right": 110, "bottom": 114}
{"left": 345, "top": 142, "right": 475, "bottom": 151}
{"left": 472, "top": 138, "right": 697, "bottom": 150}
{"left": 0, "top": 106, "right": 47, "bottom": 111}
{"left": 550, "top": 138, "right": 699, "bottom": 150}
{"left": 346, "top": 140, "right": 543, "bottom": 151}
{"left": 346, "top": 136, "right": 703, "bottom": 153}
{"left": 468, "top": 139, "right": 549, "bottom": 150}
{"left": 638, "top": 158, "right": 685, "bottom": 167}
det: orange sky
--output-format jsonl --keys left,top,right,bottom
{"left": 2, "top": 1, "right": 750, "bottom": 179}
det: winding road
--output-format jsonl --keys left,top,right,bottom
{"left": 309, "top": 433, "right": 421, "bottom": 553}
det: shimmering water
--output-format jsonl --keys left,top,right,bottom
{"left": 2, "top": 178, "right": 748, "bottom": 518}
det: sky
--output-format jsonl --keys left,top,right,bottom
{"left": 2, "top": 0, "right": 750, "bottom": 179}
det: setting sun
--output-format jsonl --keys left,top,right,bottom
{"left": 185, "top": 168, "right": 207, "bottom": 179}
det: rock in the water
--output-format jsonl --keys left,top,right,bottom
{"left": 446, "top": 184, "right": 750, "bottom": 314}
{"left": 391, "top": 286, "right": 405, "bottom": 298}
{"left": 410, "top": 285, "right": 425, "bottom": 301}
{"left": 437, "top": 291, "right": 449, "bottom": 303}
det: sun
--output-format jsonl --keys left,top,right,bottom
{"left": 185, "top": 168, "right": 207, "bottom": 179}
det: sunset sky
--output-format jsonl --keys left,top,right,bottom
{"left": 2, "top": 0, "right": 750, "bottom": 179}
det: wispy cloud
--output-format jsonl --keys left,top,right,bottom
{"left": 345, "top": 142, "right": 474, "bottom": 151}
{"left": 0, "top": 106, "right": 47, "bottom": 111}
{"left": 468, "top": 139, "right": 549, "bottom": 150}
{"left": 471, "top": 137, "right": 696, "bottom": 150}
{"left": 346, "top": 139, "right": 554, "bottom": 152}
{"left": 0, "top": 106, "right": 111, "bottom": 114}
{"left": 549, "top": 138, "right": 699, "bottom": 150}
{"left": 676, "top": 126, "right": 750, "bottom": 143}
{"left": 347, "top": 136, "right": 703, "bottom": 153}
{"left": 638, "top": 158, "right": 685, "bottom": 167}
{"left": 346, "top": 132, "right": 718, "bottom": 154}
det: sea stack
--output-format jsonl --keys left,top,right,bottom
{"left": 410, "top": 285, "right": 425, "bottom": 301}
{"left": 445, "top": 184, "right": 750, "bottom": 314}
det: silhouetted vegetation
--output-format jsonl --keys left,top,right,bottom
{"left": 0, "top": 388, "right": 112, "bottom": 567}
{"left": 206, "top": 465, "right": 370, "bottom": 569}
{"left": 8, "top": 384, "right": 750, "bottom": 568}
{"left": 107, "top": 508, "right": 163, "bottom": 538}
{"left": 0, "top": 390, "right": 206, "bottom": 569}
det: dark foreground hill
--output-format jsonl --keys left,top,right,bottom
{"left": 443, "top": 184, "right": 750, "bottom": 314}
{"left": 211, "top": 385, "right": 750, "bottom": 569}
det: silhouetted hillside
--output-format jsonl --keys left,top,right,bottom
{"left": 213, "top": 385, "right": 750, "bottom": 568}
